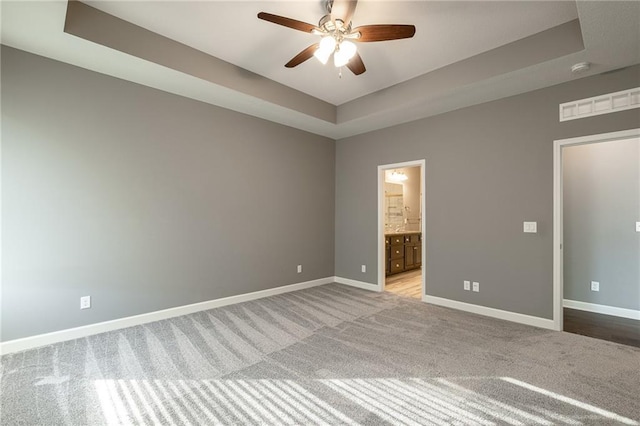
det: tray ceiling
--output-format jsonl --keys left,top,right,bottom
{"left": 2, "top": 1, "right": 639, "bottom": 138}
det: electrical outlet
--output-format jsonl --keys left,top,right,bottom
{"left": 80, "top": 296, "right": 91, "bottom": 310}
{"left": 472, "top": 282, "right": 480, "bottom": 292}
{"left": 297, "top": 265, "right": 302, "bottom": 273}
{"left": 591, "top": 281, "right": 600, "bottom": 292}
{"left": 464, "top": 280, "right": 471, "bottom": 291}
{"left": 361, "top": 265, "right": 366, "bottom": 273}
{"left": 523, "top": 222, "right": 537, "bottom": 233}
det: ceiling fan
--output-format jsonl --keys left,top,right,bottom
{"left": 257, "top": 0, "right": 416, "bottom": 76}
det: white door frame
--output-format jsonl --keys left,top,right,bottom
{"left": 552, "top": 128, "right": 640, "bottom": 331}
{"left": 377, "top": 159, "right": 426, "bottom": 294}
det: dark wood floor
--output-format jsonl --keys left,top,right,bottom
{"left": 564, "top": 308, "right": 640, "bottom": 347}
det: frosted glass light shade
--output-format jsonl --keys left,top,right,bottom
{"left": 389, "top": 171, "right": 408, "bottom": 182}
{"left": 333, "top": 41, "right": 356, "bottom": 67}
{"left": 314, "top": 36, "right": 336, "bottom": 65}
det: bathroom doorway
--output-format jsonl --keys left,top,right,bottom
{"left": 378, "top": 160, "right": 425, "bottom": 299}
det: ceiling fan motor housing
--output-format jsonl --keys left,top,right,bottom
{"left": 319, "top": 15, "right": 351, "bottom": 36}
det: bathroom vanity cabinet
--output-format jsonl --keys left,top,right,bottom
{"left": 385, "top": 232, "right": 422, "bottom": 276}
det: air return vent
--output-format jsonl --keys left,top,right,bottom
{"left": 559, "top": 87, "right": 640, "bottom": 122}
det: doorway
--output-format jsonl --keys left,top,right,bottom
{"left": 378, "top": 160, "right": 426, "bottom": 299}
{"left": 553, "top": 129, "right": 640, "bottom": 346}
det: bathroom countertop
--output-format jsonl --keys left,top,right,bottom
{"left": 385, "top": 230, "right": 422, "bottom": 236}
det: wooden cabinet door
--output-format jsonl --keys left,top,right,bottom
{"left": 390, "top": 259, "right": 404, "bottom": 274}
{"left": 390, "top": 235, "right": 404, "bottom": 245}
{"left": 415, "top": 244, "right": 422, "bottom": 267}
{"left": 385, "top": 245, "right": 390, "bottom": 275}
{"left": 390, "top": 245, "right": 404, "bottom": 259}
{"left": 405, "top": 244, "right": 415, "bottom": 269}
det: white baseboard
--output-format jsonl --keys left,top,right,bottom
{"left": 564, "top": 299, "right": 640, "bottom": 320}
{"left": 333, "top": 276, "right": 381, "bottom": 292}
{"left": 423, "top": 295, "right": 555, "bottom": 330}
{"left": 0, "top": 277, "right": 333, "bottom": 356}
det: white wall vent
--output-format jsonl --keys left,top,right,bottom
{"left": 559, "top": 87, "right": 640, "bottom": 122}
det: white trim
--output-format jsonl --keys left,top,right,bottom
{"left": 334, "top": 276, "right": 380, "bottom": 292}
{"left": 553, "top": 128, "right": 640, "bottom": 332}
{"left": 424, "top": 295, "right": 555, "bottom": 330}
{"left": 0, "top": 277, "right": 334, "bottom": 355}
{"left": 559, "top": 87, "right": 640, "bottom": 122}
{"left": 564, "top": 299, "right": 640, "bottom": 321}
{"left": 553, "top": 132, "right": 564, "bottom": 331}
{"left": 377, "top": 159, "right": 426, "bottom": 296}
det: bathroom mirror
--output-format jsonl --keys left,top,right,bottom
{"left": 385, "top": 183, "right": 404, "bottom": 228}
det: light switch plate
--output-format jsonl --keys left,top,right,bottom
{"left": 464, "top": 280, "right": 471, "bottom": 291}
{"left": 472, "top": 282, "right": 480, "bottom": 292}
{"left": 591, "top": 281, "right": 600, "bottom": 292}
{"left": 361, "top": 265, "right": 366, "bottom": 273}
{"left": 297, "top": 265, "right": 302, "bottom": 273}
{"left": 636, "top": 222, "right": 640, "bottom": 232}
{"left": 523, "top": 222, "right": 537, "bottom": 233}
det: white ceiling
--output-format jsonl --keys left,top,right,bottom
{"left": 2, "top": 1, "right": 639, "bottom": 139}
{"left": 83, "top": 0, "right": 579, "bottom": 105}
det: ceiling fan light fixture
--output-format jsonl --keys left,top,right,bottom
{"left": 314, "top": 36, "right": 336, "bottom": 64}
{"left": 333, "top": 40, "right": 356, "bottom": 67}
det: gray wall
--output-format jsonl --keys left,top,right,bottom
{"left": 563, "top": 139, "right": 640, "bottom": 310}
{"left": 1, "top": 47, "right": 335, "bottom": 341}
{"left": 335, "top": 65, "right": 640, "bottom": 319}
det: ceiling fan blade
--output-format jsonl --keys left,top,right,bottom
{"left": 285, "top": 44, "right": 320, "bottom": 68}
{"left": 352, "top": 24, "right": 416, "bottom": 42}
{"left": 258, "top": 12, "right": 318, "bottom": 33}
{"left": 330, "top": 0, "right": 358, "bottom": 24}
{"left": 346, "top": 52, "right": 366, "bottom": 75}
